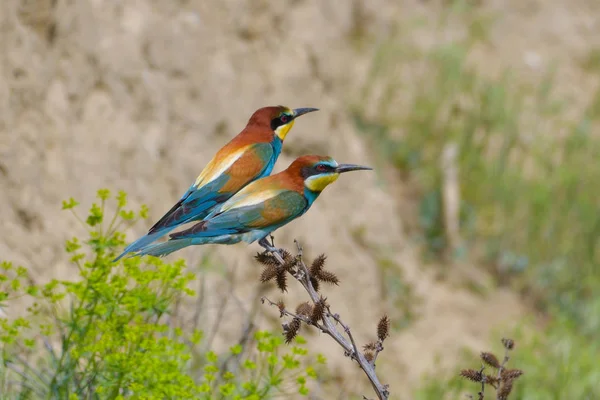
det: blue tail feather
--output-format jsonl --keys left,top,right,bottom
{"left": 136, "top": 238, "right": 197, "bottom": 258}
{"left": 113, "top": 227, "right": 174, "bottom": 261}
{"left": 135, "top": 233, "right": 251, "bottom": 258}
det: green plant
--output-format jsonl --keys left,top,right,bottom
{"left": 0, "top": 190, "right": 325, "bottom": 399}
{"left": 198, "top": 332, "right": 325, "bottom": 399}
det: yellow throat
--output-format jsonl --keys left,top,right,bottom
{"left": 274, "top": 119, "right": 295, "bottom": 140}
{"left": 304, "top": 173, "right": 340, "bottom": 192}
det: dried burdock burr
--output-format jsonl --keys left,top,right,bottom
{"left": 309, "top": 254, "right": 339, "bottom": 286}
{"left": 480, "top": 352, "right": 501, "bottom": 369}
{"left": 255, "top": 252, "right": 279, "bottom": 267}
{"left": 318, "top": 270, "right": 340, "bottom": 285}
{"left": 284, "top": 317, "right": 301, "bottom": 344}
{"left": 310, "top": 296, "right": 327, "bottom": 323}
{"left": 296, "top": 301, "right": 313, "bottom": 317}
{"left": 501, "top": 369, "right": 524, "bottom": 382}
{"left": 363, "top": 342, "right": 378, "bottom": 352}
{"left": 377, "top": 315, "right": 390, "bottom": 342}
{"left": 501, "top": 338, "right": 514, "bottom": 350}
{"left": 260, "top": 264, "right": 278, "bottom": 283}
{"left": 276, "top": 300, "right": 286, "bottom": 316}
{"left": 485, "top": 375, "right": 499, "bottom": 388}
{"left": 275, "top": 268, "right": 287, "bottom": 292}
{"left": 460, "top": 369, "right": 484, "bottom": 383}
{"left": 310, "top": 254, "right": 327, "bottom": 274}
{"left": 497, "top": 380, "right": 514, "bottom": 400}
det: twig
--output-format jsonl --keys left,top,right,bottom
{"left": 478, "top": 365, "right": 486, "bottom": 400}
{"left": 259, "top": 240, "right": 390, "bottom": 400}
{"left": 262, "top": 297, "right": 327, "bottom": 331}
{"left": 371, "top": 341, "right": 384, "bottom": 367}
{"left": 328, "top": 309, "right": 361, "bottom": 361}
{"left": 496, "top": 346, "right": 510, "bottom": 381}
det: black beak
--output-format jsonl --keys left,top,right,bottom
{"left": 292, "top": 107, "right": 319, "bottom": 119}
{"left": 335, "top": 164, "right": 373, "bottom": 174}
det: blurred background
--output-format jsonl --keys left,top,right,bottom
{"left": 1, "top": 0, "right": 599, "bottom": 398}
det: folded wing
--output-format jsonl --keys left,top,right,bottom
{"left": 170, "top": 189, "right": 308, "bottom": 239}
{"left": 148, "top": 142, "right": 274, "bottom": 233}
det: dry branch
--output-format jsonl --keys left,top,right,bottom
{"left": 258, "top": 240, "right": 390, "bottom": 400}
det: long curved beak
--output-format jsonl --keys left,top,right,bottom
{"left": 292, "top": 107, "right": 319, "bottom": 119}
{"left": 335, "top": 164, "right": 373, "bottom": 174}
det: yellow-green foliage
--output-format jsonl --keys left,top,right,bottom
{"left": 0, "top": 190, "right": 325, "bottom": 399}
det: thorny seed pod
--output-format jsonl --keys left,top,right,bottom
{"left": 497, "top": 380, "right": 514, "bottom": 400}
{"left": 480, "top": 352, "right": 501, "bottom": 368}
{"left": 377, "top": 315, "right": 390, "bottom": 342}
{"left": 276, "top": 269, "right": 287, "bottom": 292}
{"left": 501, "top": 338, "right": 515, "bottom": 350}
{"left": 485, "top": 375, "right": 499, "bottom": 388}
{"left": 364, "top": 351, "right": 374, "bottom": 363}
{"left": 310, "top": 276, "right": 320, "bottom": 292}
{"left": 285, "top": 317, "right": 301, "bottom": 344}
{"left": 310, "top": 254, "right": 327, "bottom": 274}
{"left": 501, "top": 369, "right": 524, "bottom": 381}
{"left": 460, "top": 369, "right": 483, "bottom": 383}
{"left": 281, "top": 257, "right": 296, "bottom": 272}
{"left": 317, "top": 270, "right": 340, "bottom": 285}
{"left": 363, "top": 342, "right": 378, "bottom": 352}
{"left": 309, "top": 254, "right": 339, "bottom": 285}
{"left": 276, "top": 300, "right": 285, "bottom": 316}
{"left": 296, "top": 301, "right": 313, "bottom": 317}
{"left": 260, "top": 264, "right": 278, "bottom": 283}
{"left": 281, "top": 249, "right": 293, "bottom": 263}
{"left": 255, "top": 252, "right": 278, "bottom": 267}
{"left": 310, "top": 296, "right": 327, "bottom": 324}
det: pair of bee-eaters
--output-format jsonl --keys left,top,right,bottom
{"left": 114, "top": 106, "right": 371, "bottom": 261}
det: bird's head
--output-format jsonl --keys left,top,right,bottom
{"left": 248, "top": 106, "right": 319, "bottom": 141}
{"left": 289, "top": 155, "right": 372, "bottom": 193}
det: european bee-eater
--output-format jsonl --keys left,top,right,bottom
{"left": 114, "top": 106, "right": 318, "bottom": 261}
{"left": 132, "top": 155, "right": 372, "bottom": 258}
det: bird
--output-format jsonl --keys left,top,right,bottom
{"left": 113, "top": 106, "right": 319, "bottom": 261}
{"left": 132, "top": 155, "right": 372, "bottom": 258}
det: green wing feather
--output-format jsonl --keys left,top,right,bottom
{"left": 170, "top": 190, "right": 308, "bottom": 239}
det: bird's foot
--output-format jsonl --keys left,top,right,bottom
{"left": 258, "top": 237, "right": 284, "bottom": 260}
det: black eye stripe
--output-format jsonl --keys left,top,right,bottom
{"left": 270, "top": 114, "right": 292, "bottom": 131}
{"left": 301, "top": 164, "right": 334, "bottom": 178}
{"left": 315, "top": 164, "right": 334, "bottom": 173}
